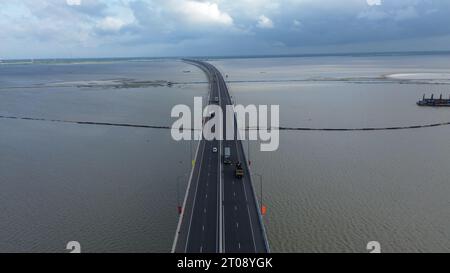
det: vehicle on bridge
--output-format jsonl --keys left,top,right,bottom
{"left": 235, "top": 162, "right": 244, "bottom": 179}
{"left": 224, "top": 147, "right": 232, "bottom": 165}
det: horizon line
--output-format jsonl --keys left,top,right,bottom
{"left": 2, "top": 49, "right": 450, "bottom": 62}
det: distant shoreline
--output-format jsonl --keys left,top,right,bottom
{"left": 2, "top": 50, "right": 450, "bottom": 65}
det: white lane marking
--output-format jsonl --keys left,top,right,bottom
{"left": 235, "top": 206, "right": 238, "bottom": 211}
{"left": 173, "top": 62, "right": 216, "bottom": 254}
{"left": 200, "top": 246, "right": 203, "bottom": 253}
{"left": 184, "top": 140, "right": 206, "bottom": 252}
{"left": 242, "top": 179, "right": 249, "bottom": 202}
{"left": 206, "top": 194, "right": 208, "bottom": 199}
{"left": 202, "top": 225, "right": 205, "bottom": 231}
{"left": 247, "top": 204, "right": 258, "bottom": 253}
{"left": 238, "top": 243, "right": 241, "bottom": 250}
{"left": 209, "top": 66, "right": 259, "bottom": 253}
{"left": 236, "top": 222, "right": 239, "bottom": 229}
{"left": 243, "top": 181, "right": 257, "bottom": 252}
{"left": 235, "top": 134, "right": 258, "bottom": 253}
{"left": 214, "top": 72, "right": 224, "bottom": 254}
{"left": 172, "top": 137, "right": 202, "bottom": 253}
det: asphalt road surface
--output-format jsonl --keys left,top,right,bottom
{"left": 173, "top": 60, "right": 269, "bottom": 253}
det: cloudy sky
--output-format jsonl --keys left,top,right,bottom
{"left": 1, "top": 0, "right": 450, "bottom": 59}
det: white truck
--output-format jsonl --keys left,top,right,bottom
{"left": 224, "top": 147, "right": 232, "bottom": 165}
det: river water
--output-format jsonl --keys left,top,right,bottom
{"left": 211, "top": 55, "right": 450, "bottom": 253}
{"left": 0, "top": 60, "right": 205, "bottom": 252}
{"left": 1, "top": 55, "right": 449, "bottom": 252}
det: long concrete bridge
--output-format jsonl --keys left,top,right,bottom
{"left": 172, "top": 60, "right": 270, "bottom": 253}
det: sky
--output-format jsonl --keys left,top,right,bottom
{"left": 1, "top": 0, "right": 450, "bottom": 59}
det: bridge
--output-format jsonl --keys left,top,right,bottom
{"left": 172, "top": 60, "right": 270, "bottom": 253}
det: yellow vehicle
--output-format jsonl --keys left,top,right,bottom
{"left": 235, "top": 162, "right": 244, "bottom": 179}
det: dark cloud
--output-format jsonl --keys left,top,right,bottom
{"left": 2, "top": 0, "right": 450, "bottom": 58}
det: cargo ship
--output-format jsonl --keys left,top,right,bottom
{"left": 417, "top": 94, "right": 450, "bottom": 107}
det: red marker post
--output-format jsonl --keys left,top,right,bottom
{"left": 261, "top": 206, "right": 267, "bottom": 216}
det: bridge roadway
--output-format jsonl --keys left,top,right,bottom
{"left": 172, "top": 60, "right": 269, "bottom": 253}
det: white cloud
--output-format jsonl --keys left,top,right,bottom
{"left": 66, "top": 0, "right": 81, "bottom": 6}
{"left": 96, "top": 17, "right": 126, "bottom": 33}
{"left": 177, "top": 1, "right": 233, "bottom": 26}
{"left": 366, "top": 0, "right": 382, "bottom": 6}
{"left": 257, "top": 15, "right": 274, "bottom": 29}
{"left": 3, "top": 0, "right": 450, "bottom": 58}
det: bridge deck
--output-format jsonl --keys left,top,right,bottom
{"left": 172, "top": 60, "right": 269, "bottom": 253}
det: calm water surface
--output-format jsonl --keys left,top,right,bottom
{"left": 212, "top": 56, "right": 450, "bottom": 252}
{"left": 1, "top": 56, "right": 449, "bottom": 252}
{"left": 0, "top": 60, "right": 206, "bottom": 252}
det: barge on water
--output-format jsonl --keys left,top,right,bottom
{"left": 417, "top": 94, "right": 450, "bottom": 107}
